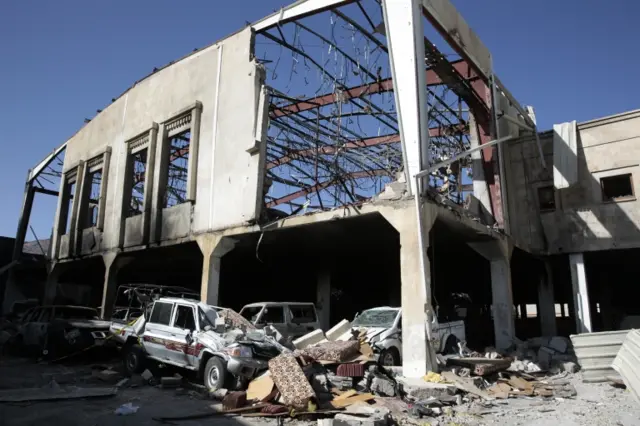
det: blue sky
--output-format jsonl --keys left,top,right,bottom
{"left": 1, "top": 0, "right": 638, "bottom": 239}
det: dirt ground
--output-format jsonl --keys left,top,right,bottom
{"left": 1, "top": 354, "right": 639, "bottom": 426}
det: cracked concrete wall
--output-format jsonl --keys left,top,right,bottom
{"left": 506, "top": 109, "right": 640, "bottom": 254}
{"left": 52, "top": 27, "right": 266, "bottom": 259}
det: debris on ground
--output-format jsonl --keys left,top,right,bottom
{"left": 114, "top": 402, "right": 140, "bottom": 416}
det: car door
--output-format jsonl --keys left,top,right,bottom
{"left": 143, "top": 301, "right": 176, "bottom": 363}
{"left": 287, "top": 304, "right": 319, "bottom": 338}
{"left": 169, "top": 304, "right": 198, "bottom": 367}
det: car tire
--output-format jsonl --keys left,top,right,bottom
{"left": 204, "top": 357, "right": 228, "bottom": 391}
{"left": 123, "top": 343, "right": 146, "bottom": 376}
{"left": 444, "top": 335, "right": 460, "bottom": 354}
{"left": 379, "top": 348, "right": 401, "bottom": 366}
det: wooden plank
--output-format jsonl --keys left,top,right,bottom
{"left": 508, "top": 376, "right": 533, "bottom": 391}
{"left": 331, "top": 394, "right": 375, "bottom": 408}
{"left": 333, "top": 389, "right": 357, "bottom": 400}
{"left": 441, "top": 371, "right": 495, "bottom": 401}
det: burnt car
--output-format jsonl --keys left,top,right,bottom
{"left": 15, "top": 305, "right": 110, "bottom": 358}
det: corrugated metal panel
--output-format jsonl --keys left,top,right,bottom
{"left": 570, "top": 330, "right": 629, "bottom": 383}
{"left": 612, "top": 329, "right": 640, "bottom": 405}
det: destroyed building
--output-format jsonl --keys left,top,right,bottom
{"left": 3, "top": 0, "right": 640, "bottom": 379}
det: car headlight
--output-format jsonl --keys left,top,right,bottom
{"left": 224, "top": 345, "right": 252, "bottom": 358}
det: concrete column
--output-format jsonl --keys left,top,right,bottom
{"left": 469, "top": 240, "right": 515, "bottom": 350}
{"left": 570, "top": 253, "right": 592, "bottom": 333}
{"left": 538, "top": 260, "right": 557, "bottom": 336}
{"left": 382, "top": 0, "right": 430, "bottom": 195}
{"left": 100, "top": 253, "right": 119, "bottom": 319}
{"left": 196, "top": 234, "right": 236, "bottom": 306}
{"left": 490, "top": 256, "right": 515, "bottom": 350}
{"left": 142, "top": 124, "right": 158, "bottom": 244}
{"left": 380, "top": 202, "right": 437, "bottom": 377}
{"left": 316, "top": 270, "right": 331, "bottom": 330}
{"left": 468, "top": 114, "right": 492, "bottom": 215}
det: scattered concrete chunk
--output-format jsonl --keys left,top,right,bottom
{"left": 326, "top": 319, "right": 352, "bottom": 341}
{"left": 371, "top": 376, "right": 395, "bottom": 397}
{"left": 293, "top": 329, "right": 327, "bottom": 349}
{"left": 141, "top": 369, "right": 154, "bottom": 381}
{"left": 334, "top": 413, "right": 388, "bottom": 426}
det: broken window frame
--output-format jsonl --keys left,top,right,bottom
{"left": 60, "top": 170, "right": 78, "bottom": 236}
{"left": 82, "top": 154, "right": 106, "bottom": 229}
{"left": 600, "top": 173, "right": 635, "bottom": 203}
{"left": 537, "top": 185, "right": 556, "bottom": 212}
{"left": 159, "top": 102, "right": 202, "bottom": 209}
{"left": 124, "top": 131, "right": 153, "bottom": 219}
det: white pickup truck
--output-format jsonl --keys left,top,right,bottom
{"left": 120, "top": 297, "right": 285, "bottom": 391}
{"left": 352, "top": 307, "right": 465, "bottom": 366}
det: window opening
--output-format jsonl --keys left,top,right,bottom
{"left": 601, "top": 174, "right": 634, "bottom": 202}
{"left": 537, "top": 186, "right": 555, "bottom": 211}
{"left": 86, "top": 169, "right": 102, "bottom": 228}
{"left": 129, "top": 148, "right": 148, "bottom": 217}
{"left": 164, "top": 130, "right": 191, "bottom": 208}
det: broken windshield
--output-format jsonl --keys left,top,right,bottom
{"left": 352, "top": 309, "right": 399, "bottom": 328}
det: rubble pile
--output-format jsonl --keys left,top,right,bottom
{"left": 148, "top": 324, "right": 591, "bottom": 425}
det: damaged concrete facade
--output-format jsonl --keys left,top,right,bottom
{"left": 504, "top": 109, "right": 640, "bottom": 336}
{"left": 10, "top": 0, "right": 626, "bottom": 379}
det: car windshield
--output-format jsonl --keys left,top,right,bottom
{"left": 352, "top": 309, "right": 399, "bottom": 328}
{"left": 55, "top": 307, "right": 99, "bottom": 320}
{"left": 239, "top": 306, "right": 263, "bottom": 324}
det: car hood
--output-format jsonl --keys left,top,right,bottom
{"left": 68, "top": 319, "right": 111, "bottom": 329}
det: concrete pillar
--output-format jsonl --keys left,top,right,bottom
{"left": 570, "top": 253, "right": 592, "bottom": 333}
{"left": 380, "top": 202, "right": 437, "bottom": 377}
{"left": 469, "top": 240, "right": 515, "bottom": 350}
{"left": 196, "top": 234, "right": 236, "bottom": 306}
{"left": 100, "top": 253, "right": 119, "bottom": 319}
{"left": 68, "top": 161, "right": 85, "bottom": 257}
{"left": 316, "top": 270, "right": 331, "bottom": 330}
{"left": 468, "top": 114, "right": 492, "bottom": 215}
{"left": 382, "top": 0, "right": 430, "bottom": 195}
{"left": 538, "top": 260, "right": 557, "bottom": 336}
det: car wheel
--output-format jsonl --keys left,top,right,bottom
{"left": 123, "top": 343, "right": 146, "bottom": 376}
{"left": 379, "top": 348, "right": 401, "bottom": 366}
{"left": 204, "top": 357, "right": 228, "bottom": 391}
{"left": 444, "top": 335, "right": 460, "bottom": 354}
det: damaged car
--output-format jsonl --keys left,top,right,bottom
{"left": 122, "top": 297, "right": 287, "bottom": 391}
{"left": 352, "top": 306, "right": 466, "bottom": 366}
{"left": 14, "top": 305, "right": 111, "bottom": 358}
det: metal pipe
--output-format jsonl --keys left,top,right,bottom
{"left": 415, "top": 134, "right": 515, "bottom": 179}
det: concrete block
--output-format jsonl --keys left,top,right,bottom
{"left": 371, "top": 376, "right": 396, "bottom": 397}
{"left": 537, "top": 346, "right": 554, "bottom": 369}
{"left": 548, "top": 336, "right": 569, "bottom": 353}
{"left": 345, "top": 401, "right": 390, "bottom": 418}
{"left": 334, "top": 413, "right": 388, "bottom": 426}
{"left": 397, "top": 377, "right": 457, "bottom": 399}
{"left": 326, "top": 320, "right": 352, "bottom": 341}
{"left": 141, "top": 369, "right": 154, "bottom": 381}
{"left": 293, "top": 329, "right": 327, "bottom": 349}
{"left": 318, "top": 419, "right": 334, "bottom": 426}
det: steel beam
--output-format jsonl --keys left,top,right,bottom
{"left": 270, "top": 60, "right": 478, "bottom": 119}
{"left": 252, "top": 0, "right": 356, "bottom": 32}
{"left": 266, "top": 169, "right": 390, "bottom": 207}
